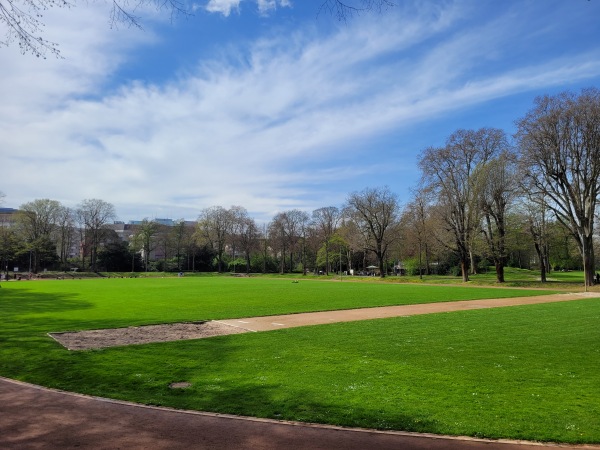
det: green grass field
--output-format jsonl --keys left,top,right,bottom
{"left": 1, "top": 276, "right": 598, "bottom": 443}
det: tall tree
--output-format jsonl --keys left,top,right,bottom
{"left": 312, "top": 206, "right": 342, "bottom": 275}
{"left": 76, "top": 199, "right": 116, "bottom": 272}
{"left": 476, "top": 148, "right": 516, "bottom": 282}
{"left": 233, "top": 212, "right": 259, "bottom": 274}
{"left": 419, "top": 128, "right": 505, "bottom": 282}
{"left": 516, "top": 88, "right": 600, "bottom": 287}
{"left": 345, "top": 186, "right": 400, "bottom": 278}
{"left": 402, "top": 189, "right": 434, "bottom": 278}
{"left": 268, "top": 209, "right": 309, "bottom": 273}
{"left": 170, "top": 219, "right": 188, "bottom": 272}
{"left": 520, "top": 199, "right": 551, "bottom": 282}
{"left": 197, "top": 206, "right": 234, "bottom": 273}
{"left": 15, "top": 198, "right": 61, "bottom": 273}
{"left": 0, "top": 213, "right": 18, "bottom": 278}
{"left": 136, "top": 219, "right": 160, "bottom": 272}
{"left": 53, "top": 205, "right": 75, "bottom": 269}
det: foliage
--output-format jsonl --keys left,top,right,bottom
{"left": 98, "top": 240, "right": 142, "bottom": 272}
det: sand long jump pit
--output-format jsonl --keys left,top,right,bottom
{"left": 49, "top": 321, "right": 250, "bottom": 351}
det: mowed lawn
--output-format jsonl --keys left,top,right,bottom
{"left": 1, "top": 277, "right": 599, "bottom": 443}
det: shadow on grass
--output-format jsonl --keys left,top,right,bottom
{"left": 159, "top": 381, "right": 443, "bottom": 435}
{"left": 0, "top": 287, "right": 92, "bottom": 320}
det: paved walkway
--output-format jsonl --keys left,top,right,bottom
{"left": 2, "top": 292, "right": 600, "bottom": 449}
{"left": 2, "top": 377, "right": 599, "bottom": 450}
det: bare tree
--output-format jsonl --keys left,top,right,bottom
{"left": 3, "top": 0, "right": 391, "bottom": 58}
{"left": 518, "top": 198, "right": 551, "bottom": 282}
{"left": 170, "top": 219, "right": 188, "bottom": 271}
{"left": 345, "top": 186, "right": 400, "bottom": 278}
{"left": 402, "top": 188, "right": 434, "bottom": 278}
{"left": 319, "top": 0, "right": 394, "bottom": 21}
{"left": 0, "top": 0, "right": 189, "bottom": 58}
{"left": 233, "top": 212, "right": 259, "bottom": 274}
{"left": 476, "top": 148, "right": 516, "bottom": 282}
{"left": 516, "top": 88, "right": 600, "bottom": 287}
{"left": 419, "top": 128, "right": 505, "bottom": 282}
{"left": 76, "top": 198, "right": 116, "bottom": 272}
{"left": 312, "top": 206, "right": 342, "bottom": 275}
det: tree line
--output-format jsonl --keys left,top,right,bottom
{"left": 2, "top": 88, "right": 600, "bottom": 284}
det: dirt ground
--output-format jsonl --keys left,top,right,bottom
{"left": 49, "top": 321, "right": 248, "bottom": 350}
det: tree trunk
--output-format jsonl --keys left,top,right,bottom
{"left": 582, "top": 234, "right": 595, "bottom": 287}
{"left": 460, "top": 259, "right": 469, "bottom": 282}
{"left": 534, "top": 243, "right": 547, "bottom": 283}
{"left": 494, "top": 262, "right": 505, "bottom": 283}
{"left": 469, "top": 249, "right": 477, "bottom": 275}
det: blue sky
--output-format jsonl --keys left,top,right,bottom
{"left": 2, "top": 0, "right": 600, "bottom": 223}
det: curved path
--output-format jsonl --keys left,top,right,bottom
{"left": 3, "top": 292, "right": 600, "bottom": 449}
{"left": 2, "top": 377, "right": 599, "bottom": 450}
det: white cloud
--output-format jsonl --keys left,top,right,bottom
{"left": 2, "top": 1, "right": 600, "bottom": 221}
{"left": 205, "top": 0, "right": 242, "bottom": 16}
{"left": 205, "top": 0, "right": 291, "bottom": 16}
{"left": 257, "top": 0, "right": 292, "bottom": 15}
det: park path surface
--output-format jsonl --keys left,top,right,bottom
{"left": 3, "top": 291, "right": 600, "bottom": 450}
{"left": 2, "top": 377, "right": 600, "bottom": 450}
{"left": 215, "top": 291, "right": 600, "bottom": 332}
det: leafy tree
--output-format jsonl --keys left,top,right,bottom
{"left": 135, "top": 218, "right": 160, "bottom": 272}
{"left": 197, "top": 206, "right": 235, "bottom": 273}
{"left": 316, "top": 233, "right": 347, "bottom": 273}
{"left": 268, "top": 209, "right": 309, "bottom": 274}
{"left": 98, "top": 240, "right": 141, "bottom": 272}
{"left": 0, "top": 221, "right": 18, "bottom": 277}
{"left": 53, "top": 205, "right": 75, "bottom": 269}
{"left": 15, "top": 198, "right": 61, "bottom": 273}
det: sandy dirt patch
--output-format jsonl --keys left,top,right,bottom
{"left": 49, "top": 321, "right": 249, "bottom": 351}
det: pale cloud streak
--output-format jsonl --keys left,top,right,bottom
{"left": 205, "top": 0, "right": 291, "bottom": 16}
{"left": 2, "top": 1, "right": 600, "bottom": 221}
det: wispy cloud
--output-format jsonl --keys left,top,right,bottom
{"left": 205, "top": 0, "right": 241, "bottom": 16}
{"left": 205, "top": 0, "right": 291, "bottom": 16}
{"left": 2, "top": 1, "right": 600, "bottom": 221}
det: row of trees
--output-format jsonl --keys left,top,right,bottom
{"left": 0, "top": 198, "right": 117, "bottom": 273}
{"left": 417, "top": 88, "right": 600, "bottom": 286}
{"left": 2, "top": 89, "right": 599, "bottom": 283}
